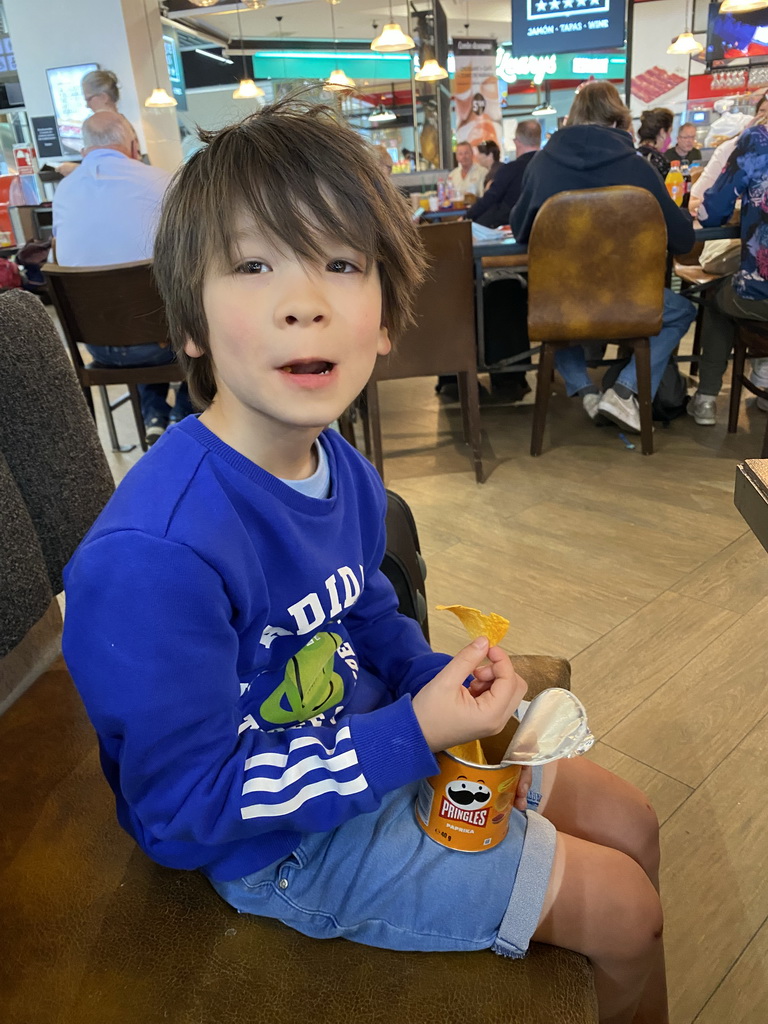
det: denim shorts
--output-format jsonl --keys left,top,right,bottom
{"left": 211, "top": 764, "right": 555, "bottom": 959}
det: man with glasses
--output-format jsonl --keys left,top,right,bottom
{"left": 667, "top": 123, "right": 702, "bottom": 164}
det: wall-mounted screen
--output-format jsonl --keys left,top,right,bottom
{"left": 511, "top": 0, "right": 626, "bottom": 58}
{"left": 46, "top": 62, "right": 98, "bottom": 157}
{"left": 706, "top": 3, "right": 768, "bottom": 66}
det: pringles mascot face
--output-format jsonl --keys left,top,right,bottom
{"left": 445, "top": 777, "right": 492, "bottom": 811}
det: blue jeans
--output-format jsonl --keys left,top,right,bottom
{"left": 85, "top": 343, "right": 194, "bottom": 426}
{"left": 554, "top": 288, "right": 697, "bottom": 398}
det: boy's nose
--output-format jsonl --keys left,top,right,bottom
{"left": 275, "top": 276, "right": 331, "bottom": 327}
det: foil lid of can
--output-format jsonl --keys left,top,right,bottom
{"left": 501, "top": 688, "right": 594, "bottom": 766}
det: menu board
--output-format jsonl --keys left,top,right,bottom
{"left": 511, "top": 0, "right": 627, "bottom": 57}
{"left": 46, "top": 62, "right": 98, "bottom": 157}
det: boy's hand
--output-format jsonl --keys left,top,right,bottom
{"left": 412, "top": 637, "right": 527, "bottom": 754}
{"left": 514, "top": 766, "right": 533, "bottom": 811}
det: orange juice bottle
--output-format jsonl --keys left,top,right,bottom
{"left": 665, "top": 161, "right": 684, "bottom": 206}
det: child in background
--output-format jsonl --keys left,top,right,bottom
{"left": 63, "top": 100, "right": 667, "bottom": 1024}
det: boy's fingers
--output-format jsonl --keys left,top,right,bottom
{"left": 440, "top": 636, "right": 489, "bottom": 684}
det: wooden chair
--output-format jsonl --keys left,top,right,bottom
{"left": 43, "top": 260, "right": 184, "bottom": 453}
{"left": 527, "top": 186, "right": 667, "bottom": 457}
{"left": 728, "top": 321, "right": 768, "bottom": 457}
{"left": 363, "top": 220, "right": 483, "bottom": 483}
{"left": 673, "top": 244, "right": 723, "bottom": 380}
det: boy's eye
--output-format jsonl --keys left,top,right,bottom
{"left": 327, "top": 259, "right": 359, "bottom": 274}
{"left": 235, "top": 260, "right": 270, "bottom": 274}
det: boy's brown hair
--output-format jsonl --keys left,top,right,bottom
{"left": 153, "top": 98, "right": 428, "bottom": 409}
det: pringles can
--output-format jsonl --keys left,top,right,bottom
{"left": 415, "top": 730, "right": 522, "bottom": 853}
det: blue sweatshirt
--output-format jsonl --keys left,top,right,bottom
{"left": 62, "top": 419, "right": 446, "bottom": 881}
{"left": 510, "top": 124, "right": 694, "bottom": 255}
{"left": 699, "top": 123, "right": 768, "bottom": 302}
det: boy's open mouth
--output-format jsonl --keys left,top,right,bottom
{"left": 280, "top": 360, "right": 335, "bottom": 376}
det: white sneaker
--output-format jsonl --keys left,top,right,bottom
{"left": 597, "top": 387, "right": 641, "bottom": 433}
{"left": 687, "top": 392, "right": 717, "bottom": 426}
{"left": 757, "top": 396, "right": 768, "bottom": 413}
{"left": 582, "top": 392, "right": 600, "bottom": 420}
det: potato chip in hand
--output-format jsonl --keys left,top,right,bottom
{"left": 436, "top": 604, "right": 510, "bottom": 647}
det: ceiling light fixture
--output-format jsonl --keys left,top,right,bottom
{"left": 241, "top": 0, "right": 266, "bottom": 8}
{"left": 195, "top": 47, "right": 234, "bottom": 64}
{"left": 371, "top": 1, "right": 415, "bottom": 52}
{"left": 667, "top": 0, "right": 704, "bottom": 55}
{"left": 187, "top": 0, "right": 219, "bottom": 7}
{"left": 369, "top": 104, "right": 396, "bottom": 122}
{"left": 323, "top": 0, "right": 355, "bottom": 94}
{"left": 233, "top": 2, "right": 265, "bottom": 100}
{"left": 415, "top": 52, "right": 448, "bottom": 82}
{"left": 143, "top": 0, "right": 177, "bottom": 108}
{"left": 531, "top": 102, "right": 556, "bottom": 115}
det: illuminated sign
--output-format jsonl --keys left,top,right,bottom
{"left": 572, "top": 56, "right": 609, "bottom": 73}
{"left": 511, "top": 0, "right": 627, "bottom": 58}
{"left": 496, "top": 49, "right": 624, "bottom": 82}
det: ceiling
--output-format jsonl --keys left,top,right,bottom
{"left": 163, "top": 0, "right": 512, "bottom": 46}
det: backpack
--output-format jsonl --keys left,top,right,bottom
{"left": 380, "top": 490, "right": 430, "bottom": 642}
{"left": 602, "top": 355, "right": 689, "bottom": 424}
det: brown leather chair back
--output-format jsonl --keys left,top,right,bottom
{"left": 527, "top": 186, "right": 666, "bottom": 343}
{"left": 371, "top": 220, "right": 476, "bottom": 381}
{"left": 43, "top": 261, "right": 169, "bottom": 361}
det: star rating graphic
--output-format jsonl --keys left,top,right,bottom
{"left": 576, "top": 0, "right": 587, "bottom": 6}
{"left": 535, "top": 0, "right": 547, "bottom": 9}
{"left": 563, "top": 0, "right": 575, "bottom": 6}
{"left": 550, "top": 0, "right": 560, "bottom": 8}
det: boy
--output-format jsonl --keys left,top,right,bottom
{"left": 63, "top": 101, "right": 666, "bottom": 1024}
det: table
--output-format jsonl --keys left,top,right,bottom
{"left": 735, "top": 460, "right": 768, "bottom": 555}
{"left": 469, "top": 223, "right": 741, "bottom": 374}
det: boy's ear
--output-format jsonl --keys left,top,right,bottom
{"left": 183, "top": 336, "right": 205, "bottom": 359}
{"left": 377, "top": 325, "right": 392, "bottom": 357}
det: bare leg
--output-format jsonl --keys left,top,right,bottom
{"left": 533, "top": 833, "right": 664, "bottom": 1024}
{"left": 534, "top": 758, "right": 668, "bottom": 1024}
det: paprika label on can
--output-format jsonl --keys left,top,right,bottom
{"left": 415, "top": 744, "right": 521, "bottom": 853}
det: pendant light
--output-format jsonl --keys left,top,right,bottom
{"left": 371, "top": 1, "right": 415, "bottom": 53}
{"left": 415, "top": 47, "right": 448, "bottom": 82}
{"left": 369, "top": 104, "right": 396, "bottom": 122}
{"left": 719, "top": 0, "right": 768, "bottom": 10}
{"left": 233, "top": 2, "right": 265, "bottom": 100}
{"left": 188, "top": 0, "right": 219, "bottom": 6}
{"left": 143, "top": 1, "right": 177, "bottom": 108}
{"left": 323, "top": 1, "right": 355, "bottom": 94}
{"left": 667, "top": 0, "right": 704, "bottom": 55}
{"left": 241, "top": 0, "right": 266, "bottom": 8}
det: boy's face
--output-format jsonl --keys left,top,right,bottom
{"left": 188, "top": 221, "right": 391, "bottom": 445}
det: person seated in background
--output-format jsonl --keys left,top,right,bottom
{"left": 447, "top": 140, "right": 487, "bottom": 199}
{"left": 511, "top": 81, "right": 696, "bottom": 434}
{"left": 476, "top": 138, "right": 502, "bottom": 191}
{"left": 468, "top": 120, "right": 541, "bottom": 229}
{"left": 52, "top": 111, "right": 194, "bottom": 445}
{"left": 689, "top": 91, "right": 768, "bottom": 220}
{"left": 667, "top": 122, "right": 702, "bottom": 165}
{"left": 689, "top": 121, "right": 768, "bottom": 424}
{"left": 636, "top": 107, "right": 674, "bottom": 179}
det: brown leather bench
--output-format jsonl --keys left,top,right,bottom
{"left": 0, "top": 654, "right": 598, "bottom": 1024}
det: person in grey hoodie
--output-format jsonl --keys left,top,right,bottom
{"left": 511, "top": 81, "right": 696, "bottom": 434}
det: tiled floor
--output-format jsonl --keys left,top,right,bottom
{"left": 91, "top": 361, "right": 768, "bottom": 1024}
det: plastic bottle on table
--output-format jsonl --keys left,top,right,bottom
{"left": 681, "top": 160, "right": 692, "bottom": 208}
{"left": 436, "top": 178, "right": 445, "bottom": 206}
{"left": 665, "top": 161, "right": 684, "bottom": 206}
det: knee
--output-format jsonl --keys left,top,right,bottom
{"left": 601, "top": 854, "right": 664, "bottom": 963}
{"left": 629, "top": 797, "right": 661, "bottom": 881}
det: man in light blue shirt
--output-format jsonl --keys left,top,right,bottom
{"left": 53, "top": 111, "right": 192, "bottom": 444}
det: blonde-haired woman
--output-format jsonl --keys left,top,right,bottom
{"left": 81, "top": 70, "right": 120, "bottom": 113}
